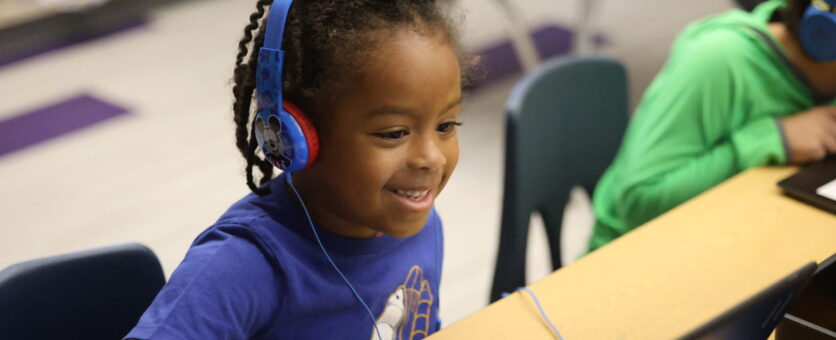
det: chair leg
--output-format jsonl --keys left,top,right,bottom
{"left": 490, "top": 212, "right": 531, "bottom": 302}
{"left": 541, "top": 192, "right": 570, "bottom": 271}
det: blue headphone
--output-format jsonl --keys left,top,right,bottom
{"left": 799, "top": 0, "right": 836, "bottom": 61}
{"left": 255, "top": 0, "right": 319, "bottom": 173}
{"left": 256, "top": 3, "right": 384, "bottom": 339}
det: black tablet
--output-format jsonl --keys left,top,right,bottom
{"left": 778, "top": 156, "right": 836, "bottom": 214}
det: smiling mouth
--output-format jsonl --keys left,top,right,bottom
{"left": 386, "top": 186, "right": 435, "bottom": 212}
{"left": 393, "top": 189, "right": 429, "bottom": 201}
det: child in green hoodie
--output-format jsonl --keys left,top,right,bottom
{"left": 589, "top": 0, "right": 836, "bottom": 252}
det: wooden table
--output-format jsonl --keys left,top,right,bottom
{"left": 430, "top": 167, "right": 836, "bottom": 339}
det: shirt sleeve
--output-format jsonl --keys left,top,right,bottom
{"left": 613, "top": 29, "right": 787, "bottom": 229}
{"left": 124, "top": 225, "right": 282, "bottom": 340}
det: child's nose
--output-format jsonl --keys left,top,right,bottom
{"left": 407, "top": 135, "right": 446, "bottom": 172}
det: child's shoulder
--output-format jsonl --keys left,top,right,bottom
{"left": 211, "top": 176, "right": 299, "bottom": 231}
{"left": 194, "top": 176, "right": 310, "bottom": 263}
{"left": 126, "top": 202, "right": 286, "bottom": 340}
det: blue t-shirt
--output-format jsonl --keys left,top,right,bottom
{"left": 126, "top": 174, "right": 443, "bottom": 340}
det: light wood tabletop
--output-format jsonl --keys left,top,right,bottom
{"left": 430, "top": 167, "right": 836, "bottom": 339}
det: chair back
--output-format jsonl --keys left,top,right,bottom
{"left": 0, "top": 243, "right": 165, "bottom": 339}
{"left": 490, "top": 56, "right": 628, "bottom": 302}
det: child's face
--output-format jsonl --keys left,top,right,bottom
{"left": 296, "top": 30, "right": 461, "bottom": 239}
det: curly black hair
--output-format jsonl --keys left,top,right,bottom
{"left": 231, "top": 0, "right": 468, "bottom": 195}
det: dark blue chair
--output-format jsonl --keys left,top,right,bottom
{"left": 490, "top": 56, "right": 628, "bottom": 302}
{"left": 0, "top": 243, "right": 165, "bottom": 339}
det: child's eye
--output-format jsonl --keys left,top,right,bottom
{"left": 436, "top": 121, "right": 463, "bottom": 133}
{"left": 374, "top": 130, "right": 409, "bottom": 140}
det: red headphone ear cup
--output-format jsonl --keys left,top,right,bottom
{"left": 282, "top": 101, "right": 319, "bottom": 168}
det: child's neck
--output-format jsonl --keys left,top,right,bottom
{"left": 286, "top": 174, "right": 384, "bottom": 239}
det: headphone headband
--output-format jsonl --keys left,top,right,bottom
{"left": 257, "top": 0, "right": 293, "bottom": 117}
{"left": 264, "top": 0, "right": 293, "bottom": 50}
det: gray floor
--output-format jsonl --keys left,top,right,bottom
{"left": 0, "top": 0, "right": 732, "bottom": 325}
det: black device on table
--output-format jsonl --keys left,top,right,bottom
{"left": 678, "top": 262, "right": 817, "bottom": 340}
{"left": 775, "top": 253, "right": 836, "bottom": 340}
{"left": 778, "top": 156, "right": 836, "bottom": 214}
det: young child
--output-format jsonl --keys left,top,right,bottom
{"left": 588, "top": 0, "right": 836, "bottom": 252}
{"left": 126, "top": 1, "right": 467, "bottom": 339}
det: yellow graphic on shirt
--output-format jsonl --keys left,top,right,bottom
{"left": 370, "top": 265, "right": 434, "bottom": 340}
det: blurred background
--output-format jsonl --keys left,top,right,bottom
{"left": 0, "top": 0, "right": 736, "bottom": 325}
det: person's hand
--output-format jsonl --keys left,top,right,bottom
{"left": 780, "top": 106, "right": 836, "bottom": 164}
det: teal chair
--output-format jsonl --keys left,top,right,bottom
{"left": 490, "top": 56, "right": 628, "bottom": 302}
